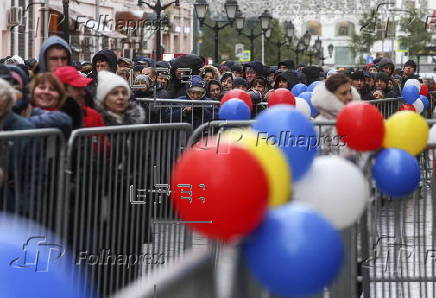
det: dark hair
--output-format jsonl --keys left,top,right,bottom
{"left": 325, "top": 73, "right": 351, "bottom": 93}
{"left": 251, "top": 77, "right": 267, "bottom": 88}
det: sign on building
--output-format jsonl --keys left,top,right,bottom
{"left": 240, "top": 50, "right": 251, "bottom": 62}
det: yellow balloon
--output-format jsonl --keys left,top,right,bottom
{"left": 383, "top": 111, "right": 429, "bottom": 155}
{"left": 222, "top": 129, "right": 291, "bottom": 207}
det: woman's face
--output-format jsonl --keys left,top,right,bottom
{"left": 104, "top": 86, "right": 129, "bottom": 114}
{"left": 203, "top": 72, "right": 214, "bottom": 81}
{"left": 34, "top": 80, "right": 60, "bottom": 109}
{"left": 254, "top": 83, "right": 265, "bottom": 94}
{"left": 278, "top": 79, "right": 288, "bottom": 89}
{"left": 222, "top": 77, "right": 232, "bottom": 91}
{"left": 334, "top": 82, "right": 353, "bottom": 105}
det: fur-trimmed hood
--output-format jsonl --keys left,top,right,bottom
{"left": 201, "top": 65, "right": 220, "bottom": 80}
{"left": 100, "top": 102, "right": 146, "bottom": 126}
{"left": 311, "top": 81, "right": 361, "bottom": 119}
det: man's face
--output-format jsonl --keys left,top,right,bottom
{"left": 209, "top": 84, "right": 221, "bottom": 99}
{"left": 96, "top": 61, "right": 110, "bottom": 73}
{"left": 279, "top": 65, "right": 288, "bottom": 72}
{"left": 278, "top": 79, "right": 288, "bottom": 89}
{"left": 254, "top": 83, "right": 265, "bottom": 94}
{"left": 187, "top": 90, "right": 204, "bottom": 100}
{"left": 368, "top": 67, "right": 377, "bottom": 73}
{"left": 352, "top": 79, "right": 364, "bottom": 90}
{"left": 142, "top": 68, "right": 156, "bottom": 81}
{"left": 365, "top": 77, "right": 374, "bottom": 88}
{"left": 403, "top": 66, "right": 415, "bottom": 76}
{"left": 375, "top": 80, "right": 387, "bottom": 90}
{"left": 46, "top": 47, "right": 68, "bottom": 72}
{"left": 267, "top": 73, "right": 275, "bottom": 82}
{"left": 382, "top": 65, "right": 393, "bottom": 75}
{"left": 233, "top": 71, "right": 242, "bottom": 78}
{"left": 245, "top": 70, "right": 256, "bottom": 82}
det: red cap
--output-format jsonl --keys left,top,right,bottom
{"left": 53, "top": 66, "right": 93, "bottom": 87}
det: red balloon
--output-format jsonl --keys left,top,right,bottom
{"left": 221, "top": 90, "right": 253, "bottom": 111}
{"left": 336, "top": 102, "right": 384, "bottom": 151}
{"left": 420, "top": 84, "right": 429, "bottom": 97}
{"left": 400, "top": 104, "right": 416, "bottom": 112}
{"left": 268, "top": 88, "right": 296, "bottom": 107}
{"left": 171, "top": 138, "right": 269, "bottom": 242}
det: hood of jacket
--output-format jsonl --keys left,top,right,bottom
{"left": 8, "top": 65, "right": 30, "bottom": 114}
{"left": 274, "top": 71, "right": 300, "bottom": 90}
{"left": 377, "top": 58, "right": 395, "bottom": 75}
{"left": 38, "top": 36, "right": 72, "bottom": 73}
{"left": 170, "top": 54, "right": 204, "bottom": 77}
{"left": 243, "top": 61, "right": 265, "bottom": 77}
{"left": 92, "top": 49, "right": 118, "bottom": 74}
{"left": 311, "top": 82, "right": 361, "bottom": 117}
{"left": 278, "top": 60, "right": 295, "bottom": 70}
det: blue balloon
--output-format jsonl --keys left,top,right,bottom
{"left": 242, "top": 203, "right": 344, "bottom": 297}
{"left": 419, "top": 95, "right": 429, "bottom": 110}
{"left": 291, "top": 83, "right": 307, "bottom": 97}
{"left": 218, "top": 98, "right": 251, "bottom": 120}
{"left": 401, "top": 85, "right": 420, "bottom": 104}
{"left": 0, "top": 213, "right": 90, "bottom": 298}
{"left": 299, "top": 91, "right": 318, "bottom": 117}
{"left": 372, "top": 148, "right": 420, "bottom": 198}
{"left": 253, "top": 105, "right": 318, "bottom": 181}
{"left": 307, "top": 81, "right": 321, "bottom": 92}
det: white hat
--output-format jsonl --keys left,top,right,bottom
{"left": 96, "top": 71, "right": 131, "bottom": 107}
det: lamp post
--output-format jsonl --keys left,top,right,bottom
{"left": 265, "top": 20, "right": 294, "bottom": 64}
{"left": 308, "top": 36, "right": 322, "bottom": 66}
{"left": 235, "top": 9, "right": 272, "bottom": 60}
{"left": 62, "top": 0, "right": 70, "bottom": 42}
{"left": 292, "top": 30, "right": 311, "bottom": 65}
{"left": 194, "top": 0, "right": 238, "bottom": 63}
{"left": 138, "top": 0, "right": 180, "bottom": 61}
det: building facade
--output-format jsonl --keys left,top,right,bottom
{"left": 1, "top": 0, "right": 194, "bottom": 61}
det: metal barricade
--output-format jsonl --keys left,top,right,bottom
{"left": 63, "top": 124, "right": 192, "bottom": 298}
{"left": 367, "top": 98, "right": 404, "bottom": 119}
{"left": 136, "top": 98, "right": 220, "bottom": 129}
{"left": 0, "top": 128, "right": 65, "bottom": 234}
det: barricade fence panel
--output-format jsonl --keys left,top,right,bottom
{"left": 63, "top": 124, "right": 193, "bottom": 298}
{"left": 0, "top": 129, "right": 65, "bottom": 235}
{"left": 136, "top": 98, "right": 221, "bottom": 129}
{"left": 367, "top": 98, "right": 404, "bottom": 119}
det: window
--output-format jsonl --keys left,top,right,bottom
{"left": 334, "top": 47, "right": 354, "bottom": 66}
{"left": 336, "top": 21, "right": 354, "bottom": 36}
{"left": 306, "top": 21, "right": 322, "bottom": 36}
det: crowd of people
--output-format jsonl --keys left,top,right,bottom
{"left": 0, "top": 35, "right": 435, "bottom": 136}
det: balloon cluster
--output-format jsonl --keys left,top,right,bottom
{"left": 402, "top": 79, "right": 430, "bottom": 114}
{"left": 336, "top": 103, "right": 428, "bottom": 198}
{"left": 172, "top": 104, "right": 355, "bottom": 296}
{"left": 218, "top": 83, "right": 321, "bottom": 121}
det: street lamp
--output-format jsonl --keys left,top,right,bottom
{"left": 266, "top": 21, "right": 295, "bottom": 64}
{"left": 138, "top": 0, "right": 180, "bottom": 61}
{"left": 328, "top": 43, "right": 334, "bottom": 58}
{"left": 302, "top": 30, "right": 312, "bottom": 49}
{"left": 236, "top": 9, "right": 272, "bottom": 60}
{"left": 194, "top": 0, "right": 238, "bottom": 63}
{"left": 62, "top": 0, "right": 70, "bottom": 42}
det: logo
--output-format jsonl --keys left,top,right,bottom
{"left": 10, "top": 236, "right": 65, "bottom": 272}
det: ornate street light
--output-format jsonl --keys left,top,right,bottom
{"left": 235, "top": 9, "right": 245, "bottom": 30}
{"left": 224, "top": 0, "right": 238, "bottom": 20}
{"left": 259, "top": 10, "right": 272, "bottom": 31}
{"left": 302, "top": 30, "right": 312, "bottom": 49}
{"left": 286, "top": 21, "right": 295, "bottom": 41}
{"left": 194, "top": 0, "right": 239, "bottom": 63}
{"left": 314, "top": 36, "right": 322, "bottom": 54}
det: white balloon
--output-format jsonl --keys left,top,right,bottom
{"left": 295, "top": 97, "right": 311, "bottom": 118}
{"left": 404, "top": 79, "right": 421, "bottom": 91}
{"left": 294, "top": 156, "right": 368, "bottom": 229}
{"left": 413, "top": 98, "right": 424, "bottom": 113}
{"left": 429, "top": 125, "right": 436, "bottom": 145}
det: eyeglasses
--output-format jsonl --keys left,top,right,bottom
{"left": 48, "top": 56, "right": 68, "bottom": 61}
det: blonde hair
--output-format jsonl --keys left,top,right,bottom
{"left": 30, "top": 73, "right": 66, "bottom": 109}
{"left": 0, "top": 78, "right": 17, "bottom": 117}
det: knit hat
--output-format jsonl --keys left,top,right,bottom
{"left": 96, "top": 71, "right": 130, "bottom": 107}
{"left": 404, "top": 60, "right": 416, "bottom": 70}
{"left": 350, "top": 71, "right": 365, "bottom": 81}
